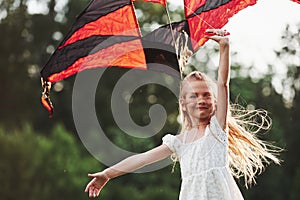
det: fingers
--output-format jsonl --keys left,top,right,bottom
{"left": 85, "top": 177, "right": 97, "bottom": 195}
{"left": 88, "top": 173, "right": 97, "bottom": 178}
{"left": 85, "top": 180, "right": 92, "bottom": 192}
{"left": 85, "top": 174, "right": 97, "bottom": 193}
{"left": 88, "top": 187, "right": 97, "bottom": 198}
{"left": 85, "top": 176, "right": 97, "bottom": 193}
{"left": 89, "top": 189, "right": 96, "bottom": 198}
{"left": 84, "top": 184, "right": 90, "bottom": 193}
{"left": 89, "top": 187, "right": 93, "bottom": 198}
{"left": 87, "top": 188, "right": 100, "bottom": 198}
{"left": 86, "top": 185, "right": 100, "bottom": 198}
{"left": 85, "top": 172, "right": 109, "bottom": 198}
{"left": 204, "top": 29, "right": 230, "bottom": 46}
{"left": 205, "top": 29, "right": 230, "bottom": 37}
{"left": 85, "top": 175, "right": 103, "bottom": 198}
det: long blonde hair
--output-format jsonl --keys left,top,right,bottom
{"left": 178, "top": 71, "right": 281, "bottom": 187}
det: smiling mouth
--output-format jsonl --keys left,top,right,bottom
{"left": 196, "top": 106, "right": 208, "bottom": 110}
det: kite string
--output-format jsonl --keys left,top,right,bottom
{"left": 164, "top": 1, "right": 184, "bottom": 79}
{"left": 165, "top": 5, "right": 178, "bottom": 52}
{"left": 183, "top": 3, "right": 215, "bottom": 29}
{"left": 164, "top": 1, "right": 218, "bottom": 78}
{"left": 184, "top": 0, "right": 252, "bottom": 32}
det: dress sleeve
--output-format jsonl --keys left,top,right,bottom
{"left": 162, "top": 134, "right": 177, "bottom": 153}
{"left": 209, "top": 115, "right": 228, "bottom": 144}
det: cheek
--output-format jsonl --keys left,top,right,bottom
{"left": 185, "top": 103, "right": 194, "bottom": 111}
{"left": 207, "top": 98, "right": 216, "bottom": 110}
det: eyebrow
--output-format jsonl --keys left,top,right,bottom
{"left": 203, "top": 92, "right": 211, "bottom": 95}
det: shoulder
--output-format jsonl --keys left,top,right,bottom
{"left": 162, "top": 133, "right": 182, "bottom": 153}
{"left": 209, "top": 115, "right": 228, "bottom": 144}
{"left": 162, "top": 134, "right": 181, "bottom": 144}
{"left": 211, "top": 114, "right": 227, "bottom": 133}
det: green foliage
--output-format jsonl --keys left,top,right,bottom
{"left": 0, "top": 123, "right": 181, "bottom": 200}
{"left": 0, "top": 124, "right": 100, "bottom": 200}
{"left": 98, "top": 167, "right": 181, "bottom": 200}
{"left": 290, "top": 167, "right": 300, "bottom": 200}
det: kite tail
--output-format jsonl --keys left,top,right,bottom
{"left": 41, "top": 78, "right": 53, "bottom": 118}
{"left": 176, "top": 31, "right": 193, "bottom": 76}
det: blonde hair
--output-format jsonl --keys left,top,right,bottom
{"left": 177, "top": 71, "right": 281, "bottom": 187}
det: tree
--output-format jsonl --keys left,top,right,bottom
{"left": 0, "top": 124, "right": 100, "bottom": 200}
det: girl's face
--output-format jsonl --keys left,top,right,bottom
{"left": 181, "top": 80, "right": 216, "bottom": 122}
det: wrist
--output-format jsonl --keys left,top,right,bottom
{"left": 103, "top": 169, "right": 112, "bottom": 180}
{"left": 219, "top": 38, "right": 230, "bottom": 49}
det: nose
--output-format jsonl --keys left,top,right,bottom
{"left": 196, "top": 96, "right": 206, "bottom": 104}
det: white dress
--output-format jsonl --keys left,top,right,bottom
{"left": 162, "top": 115, "right": 244, "bottom": 200}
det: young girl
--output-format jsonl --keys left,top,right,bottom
{"left": 84, "top": 29, "right": 280, "bottom": 199}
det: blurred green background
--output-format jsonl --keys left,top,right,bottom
{"left": 0, "top": 0, "right": 299, "bottom": 199}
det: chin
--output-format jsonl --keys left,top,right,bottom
{"left": 198, "top": 111, "right": 214, "bottom": 120}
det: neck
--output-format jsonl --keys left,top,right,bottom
{"left": 190, "top": 118, "right": 209, "bottom": 130}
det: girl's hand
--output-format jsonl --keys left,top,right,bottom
{"left": 85, "top": 172, "right": 110, "bottom": 198}
{"left": 205, "top": 29, "right": 229, "bottom": 47}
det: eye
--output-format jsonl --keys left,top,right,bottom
{"left": 203, "top": 92, "right": 212, "bottom": 98}
{"left": 189, "top": 94, "right": 197, "bottom": 98}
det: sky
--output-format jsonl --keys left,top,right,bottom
{"left": 170, "top": 0, "right": 300, "bottom": 74}
{"left": 225, "top": 0, "right": 300, "bottom": 73}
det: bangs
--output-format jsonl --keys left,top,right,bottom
{"left": 180, "top": 71, "right": 217, "bottom": 98}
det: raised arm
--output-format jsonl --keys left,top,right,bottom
{"left": 206, "top": 29, "right": 230, "bottom": 129}
{"left": 85, "top": 144, "right": 173, "bottom": 198}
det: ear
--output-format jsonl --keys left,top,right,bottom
{"left": 180, "top": 99, "right": 186, "bottom": 111}
{"left": 214, "top": 99, "right": 217, "bottom": 111}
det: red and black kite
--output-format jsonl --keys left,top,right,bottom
{"left": 41, "top": 0, "right": 257, "bottom": 117}
{"left": 291, "top": 0, "right": 300, "bottom": 4}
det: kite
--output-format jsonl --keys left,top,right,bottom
{"left": 291, "top": 0, "right": 300, "bottom": 4}
{"left": 40, "top": 0, "right": 258, "bottom": 117}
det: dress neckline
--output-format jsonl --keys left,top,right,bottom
{"left": 181, "top": 125, "right": 209, "bottom": 145}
